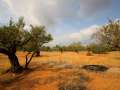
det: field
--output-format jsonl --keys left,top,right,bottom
{"left": 0, "top": 51, "right": 120, "bottom": 90}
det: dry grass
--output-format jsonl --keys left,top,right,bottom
{"left": 0, "top": 51, "right": 120, "bottom": 90}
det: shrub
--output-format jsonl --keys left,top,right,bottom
{"left": 87, "top": 44, "right": 110, "bottom": 54}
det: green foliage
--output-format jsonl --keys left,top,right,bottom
{"left": 66, "top": 42, "right": 85, "bottom": 51}
{"left": 0, "top": 17, "right": 53, "bottom": 53}
{"left": 23, "top": 25, "right": 53, "bottom": 52}
{"left": 41, "top": 46, "right": 52, "bottom": 51}
{"left": 93, "top": 19, "right": 120, "bottom": 51}
{"left": 0, "top": 17, "right": 27, "bottom": 52}
{"left": 87, "top": 44, "right": 110, "bottom": 54}
{"left": 52, "top": 42, "right": 85, "bottom": 52}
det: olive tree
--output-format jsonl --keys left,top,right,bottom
{"left": 93, "top": 19, "right": 120, "bottom": 51}
{"left": 0, "top": 17, "right": 30, "bottom": 72}
{"left": 0, "top": 17, "right": 53, "bottom": 72}
{"left": 24, "top": 25, "right": 53, "bottom": 57}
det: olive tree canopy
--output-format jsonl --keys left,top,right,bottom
{"left": 0, "top": 17, "right": 53, "bottom": 72}
{"left": 93, "top": 19, "right": 120, "bottom": 51}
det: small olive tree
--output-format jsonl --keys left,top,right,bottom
{"left": 24, "top": 25, "right": 53, "bottom": 57}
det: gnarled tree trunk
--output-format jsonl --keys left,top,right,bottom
{"left": 8, "top": 45, "right": 23, "bottom": 73}
{"left": 8, "top": 53, "right": 23, "bottom": 73}
{"left": 0, "top": 48, "right": 23, "bottom": 73}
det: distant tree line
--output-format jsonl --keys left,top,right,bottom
{"left": 41, "top": 19, "right": 120, "bottom": 54}
{"left": 40, "top": 42, "right": 86, "bottom": 53}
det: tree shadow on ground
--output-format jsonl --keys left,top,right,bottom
{"left": 0, "top": 69, "right": 33, "bottom": 86}
{"left": 0, "top": 62, "right": 93, "bottom": 90}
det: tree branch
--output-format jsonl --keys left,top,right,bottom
{"left": 25, "top": 52, "right": 31, "bottom": 65}
{"left": 0, "top": 47, "right": 9, "bottom": 55}
{"left": 25, "top": 51, "right": 36, "bottom": 68}
{"left": 19, "top": 37, "right": 32, "bottom": 46}
{"left": 27, "top": 52, "right": 36, "bottom": 64}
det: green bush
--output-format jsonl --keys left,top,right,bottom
{"left": 88, "top": 44, "right": 110, "bottom": 54}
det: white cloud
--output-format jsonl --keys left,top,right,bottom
{"left": 2, "top": 0, "right": 111, "bottom": 26}
{"left": 3, "top": 0, "right": 40, "bottom": 25}
{"left": 69, "top": 25, "right": 99, "bottom": 40}
{"left": 48, "top": 25, "right": 100, "bottom": 46}
{"left": 0, "top": 0, "right": 14, "bottom": 24}
{"left": 3, "top": 0, "right": 80, "bottom": 26}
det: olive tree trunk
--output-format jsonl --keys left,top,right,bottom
{"left": 36, "top": 51, "right": 40, "bottom": 57}
{"left": 8, "top": 53, "right": 23, "bottom": 73}
{"left": 0, "top": 48, "right": 23, "bottom": 73}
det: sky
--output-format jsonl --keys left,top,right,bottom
{"left": 0, "top": 0, "right": 120, "bottom": 46}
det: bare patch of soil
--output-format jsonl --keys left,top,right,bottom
{"left": 82, "top": 65, "right": 109, "bottom": 72}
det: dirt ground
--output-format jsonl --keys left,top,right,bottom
{"left": 0, "top": 51, "right": 120, "bottom": 90}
